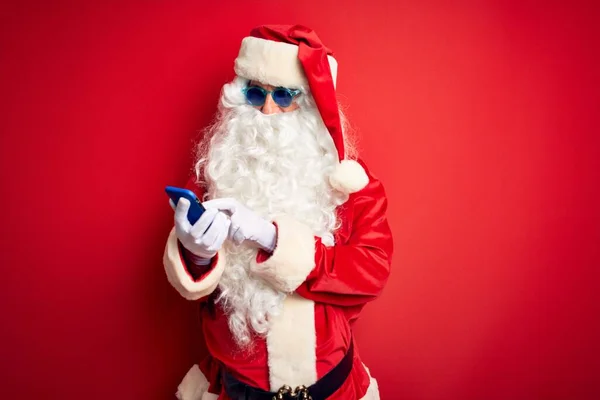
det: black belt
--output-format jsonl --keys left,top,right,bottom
{"left": 223, "top": 340, "right": 354, "bottom": 400}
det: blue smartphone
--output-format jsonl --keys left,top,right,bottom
{"left": 165, "top": 186, "right": 206, "bottom": 225}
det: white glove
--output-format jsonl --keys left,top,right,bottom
{"left": 202, "top": 198, "right": 277, "bottom": 252}
{"left": 173, "top": 198, "right": 231, "bottom": 259}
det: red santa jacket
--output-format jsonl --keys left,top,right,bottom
{"left": 164, "top": 159, "right": 393, "bottom": 400}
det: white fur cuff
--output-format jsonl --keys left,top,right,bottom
{"left": 176, "top": 364, "right": 218, "bottom": 400}
{"left": 234, "top": 36, "right": 338, "bottom": 88}
{"left": 163, "top": 228, "right": 225, "bottom": 301}
{"left": 360, "top": 364, "right": 381, "bottom": 400}
{"left": 251, "top": 215, "right": 315, "bottom": 293}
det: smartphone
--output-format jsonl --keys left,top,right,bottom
{"left": 165, "top": 186, "right": 206, "bottom": 225}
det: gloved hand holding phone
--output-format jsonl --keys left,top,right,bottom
{"left": 173, "top": 198, "right": 231, "bottom": 260}
{"left": 167, "top": 186, "right": 277, "bottom": 260}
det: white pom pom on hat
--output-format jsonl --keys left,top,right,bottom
{"left": 234, "top": 24, "right": 369, "bottom": 194}
{"left": 329, "top": 159, "right": 369, "bottom": 194}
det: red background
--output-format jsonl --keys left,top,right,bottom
{"left": 1, "top": 1, "right": 599, "bottom": 399}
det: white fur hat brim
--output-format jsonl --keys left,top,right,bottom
{"left": 234, "top": 36, "right": 338, "bottom": 88}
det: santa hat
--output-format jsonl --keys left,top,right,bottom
{"left": 234, "top": 24, "right": 369, "bottom": 194}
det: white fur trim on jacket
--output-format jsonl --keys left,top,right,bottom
{"left": 163, "top": 227, "right": 225, "bottom": 301}
{"left": 176, "top": 364, "right": 218, "bottom": 400}
{"left": 250, "top": 215, "right": 315, "bottom": 293}
{"left": 330, "top": 159, "right": 369, "bottom": 194}
{"left": 234, "top": 36, "right": 338, "bottom": 88}
{"left": 360, "top": 364, "right": 381, "bottom": 400}
{"left": 267, "top": 294, "right": 317, "bottom": 391}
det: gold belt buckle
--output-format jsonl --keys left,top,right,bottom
{"left": 272, "top": 384, "right": 312, "bottom": 400}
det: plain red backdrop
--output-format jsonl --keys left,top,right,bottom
{"left": 1, "top": 1, "right": 599, "bottom": 399}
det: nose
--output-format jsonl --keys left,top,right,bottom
{"left": 261, "top": 94, "right": 281, "bottom": 115}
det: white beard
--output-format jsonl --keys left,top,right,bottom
{"left": 194, "top": 78, "right": 348, "bottom": 347}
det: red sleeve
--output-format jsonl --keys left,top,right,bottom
{"left": 198, "top": 353, "right": 223, "bottom": 395}
{"left": 295, "top": 167, "right": 394, "bottom": 307}
{"left": 178, "top": 240, "right": 219, "bottom": 281}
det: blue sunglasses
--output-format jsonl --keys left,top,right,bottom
{"left": 242, "top": 86, "right": 301, "bottom": 108}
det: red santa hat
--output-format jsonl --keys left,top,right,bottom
{"left": 234, "top": 24, "right": 369, "bottom": 194}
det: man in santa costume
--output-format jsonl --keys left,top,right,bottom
{"left": 164, "top": 25, "right": 393, "bottom": 400}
